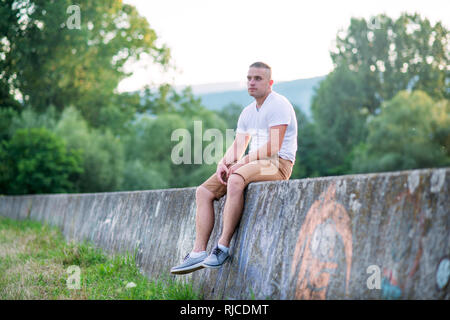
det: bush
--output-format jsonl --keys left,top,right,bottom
{"left": 352, "top": 90, "right": 450, "bottom": 173}
{"left": 54, "top": 107, "right": 125, "bottom": 192}
{"left": 0, "top": 127, "right": 83, "bottom": 195}
{"left": 0, "top": 107, "right": 19, "bottom": 142}
{"left": 121, "top": 159, "right": 168, "bottom": 191}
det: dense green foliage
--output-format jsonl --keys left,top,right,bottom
{"left": 331, "top": 13, "right": 449, "bottom": 105}
{"left": 0, "top": 2, "right": 448, "bottom": 195}
{"left": 0, "top": 0, "right": 170, "bottom": 125}
{"left": 0, "top": 127, "right": 83, "bottom": 194}
{"left": 299, "top": 13, "right": 449, "bottom": 178}
{"left": 308, "top": 65, "right": 369, "bottom": 176}
{"left": 351, "top": 90, "right": 450, "bottom": 173}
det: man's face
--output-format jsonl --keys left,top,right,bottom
{"left": 247, "top": 67, "right": 273, "bottom": 98}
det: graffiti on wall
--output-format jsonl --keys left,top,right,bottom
{"left": 380, "top": 176, "right": 426, "bottom": 300}
{"left": 290, "top": 183, "right": 353, "bottom": 300}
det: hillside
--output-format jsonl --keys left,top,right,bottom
{"left": 194, "top": 75, "right": 326, "bottom": 117}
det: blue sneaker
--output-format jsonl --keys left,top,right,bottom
{"left": 202, "top": 246, "right": 230, "bottom": 269}
{"left": 170, "top": 252, "right": 207, "bottom": 275}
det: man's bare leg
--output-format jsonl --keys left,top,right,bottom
{"left": 170, "top": 186, "right": 215, "bottom": 274}
{"left": 193, "top": 186, "right": 216, "bottom": 252}
{"left": 218, "top": 174, "right": 246, "bottom": 247}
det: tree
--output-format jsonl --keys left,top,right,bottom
{"left": 140, "top": 85, "right": 211, "bottom": 117}
{"left": 8, "top": 105, "right": 58, "bottom": 134}
{"left": 0, "top": 0, "right": 170, "bottom": 126}
{"left": 120, "top": 159, "right": 168, "bottom": 191}
{"left": 216, "top": 103, "right": 244, "bottom": 130}
{"left": 351, "top": 90, "right": 450, "bottom": 173}
{"left": 0, "top": 107, "right": 19, "bottom": 142}
{"left": 331, "top": 12, "right": 449, "bottom": 114}
{"left": 0, "top": 127, "right": 83, "bottom": 194}
{"left": 291, "top": 105, "right": 322, "bottom": 179}
{"left": 53, "top": 106, "right": 125, "bottom": 192}
{"left": 309, "top": 66, "right": 369, "bottom": 176}
{"left": 306, "top": 12, "right": 449, "bottom": 177}
{"left": 122, "top": 85, "right": 230, "bottom": 189}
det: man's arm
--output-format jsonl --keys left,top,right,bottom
{"left": 219, "top": 132, "right": 251, "bottom": 166}
{"left": 239, "top": 124, "right": 287, "bottom": 165}
{"left": 225, "top": 124, "right": 287, "bottom": 179}
{"left": 216, "top": 132, "right": 250, "bottom": 185}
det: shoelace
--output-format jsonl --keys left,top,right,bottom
{"left": 212, "top": 247, "right": 223, "bottom": 256}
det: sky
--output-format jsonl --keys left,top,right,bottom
{"left": 119, "top": 0, "right": 450, "bottom": 92}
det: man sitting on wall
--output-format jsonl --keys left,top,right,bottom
{"left": 171, "top": 61, "right": 298, "bottom": 274}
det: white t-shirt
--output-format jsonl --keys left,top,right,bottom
{"left": 236, "top": 91, "right": 298, "bottom": 163}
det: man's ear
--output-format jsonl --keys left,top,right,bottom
{"left": 269, "top": 79, "right": 274, "bottom": 86}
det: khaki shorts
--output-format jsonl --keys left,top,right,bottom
{"left": 200, "top": 156, "right": 294, "bottom": 200}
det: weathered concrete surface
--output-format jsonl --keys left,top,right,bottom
{"left": 0, "top": 168, "right": 448, "bottom": 299}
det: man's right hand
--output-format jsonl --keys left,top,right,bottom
{"left": 216, "top": 162, "right": 229, "bottom": 185}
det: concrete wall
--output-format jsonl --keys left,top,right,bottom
{"left": 0, "top": 168, "right": 448, "bottom": 300}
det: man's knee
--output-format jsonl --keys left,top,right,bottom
{"left": 227, "top": 174, "right": 245, "bottom": 195}
{"left": 196, "top": 185, "right": 216, "bottom": 202}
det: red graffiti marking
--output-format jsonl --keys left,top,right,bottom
{"left": 291, "top": 183, "right": 353, "bottom": 300}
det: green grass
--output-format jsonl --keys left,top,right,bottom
{"left": 0, "top": 216, "right": 202, "bottom": 300}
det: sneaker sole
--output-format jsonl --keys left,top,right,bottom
{"left": 202, "top": 256, "right": 229, "bottom": 269}
{"left": 170, "top": 261, "right": 205, "bottom": 275}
